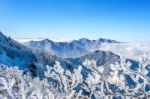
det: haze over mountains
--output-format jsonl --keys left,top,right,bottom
{"left": 23, "top": 37, "right": 119, "bottom": 58}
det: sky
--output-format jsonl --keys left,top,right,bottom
{"left": 0, "top": 0, "right": 150, "bottom": 42}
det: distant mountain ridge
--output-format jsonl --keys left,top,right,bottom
{"left": 23, "top": 37, "right": 119, "bottom": 58}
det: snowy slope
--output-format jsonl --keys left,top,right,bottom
{"left": 0, "top": 32, "right": 37, "bottom": 69}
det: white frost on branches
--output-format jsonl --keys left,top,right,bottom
{"left": 0, "top": 53, "right": 150, "bottom": 99}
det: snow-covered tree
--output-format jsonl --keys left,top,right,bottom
{"left": 0, "top": 64, "right": 55, "bottom": 99}
{"left": 0, "top": 53, "right": 150, "bottom": 99}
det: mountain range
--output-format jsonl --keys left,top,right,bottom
{"left": 23, "top": 37, "right": 119, "bottom": 58}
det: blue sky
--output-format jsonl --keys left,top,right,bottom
{"left": 0, "top": 0, "right": 150, "bottom": 41}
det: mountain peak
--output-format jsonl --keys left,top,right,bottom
{"left": 78, "top": 38, "right": 90, "bottom": 41}
{"left": 41, "top": 38, "right": 53, "bottom": 42}
{"left": 0, "top": 31, "right": 7, "bottom": 39}
{"left": 97, "top": 38, "right": 119, "bottom": 43}
{"left": 0, "top": 31, "right": 4, "bottom": 36}
{"left": 0, "top": 31, "right": 11, "bottom": 44}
